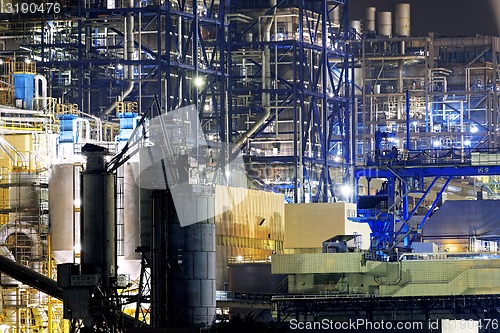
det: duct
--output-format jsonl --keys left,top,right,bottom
{"left": 126, "top": 0, "right": 134, "bottom": 81}
{"left": 34, "top": 74, "right": 47, "bottom": 110}
{"left": 231, "top": 108, "right": 271, "bottom": 156}
{"left": 226, "top": 13, "right": 252, "bottom": 23}
{"left": 0, "top": 222, "right": 43, "bottom": 310}
{"left": 0, "top": 222, "right": 42, "bottom": 259}
{"left": 0, "top": 106, "right": 44, "bottom": 115}
{"left": 75, "top": 118, "right": 91, "bottom": 142}
{"left": 49, "top": 163, "right": 75, "bottom": 264}
{"left": 0, "top": 137, "right": 27, "bottom": 166}
{"left": 261, "top": 0, "right": 276, "bottom": 108}
{"left": 261, "top": 18, "right": 272, "bottom": 108}
{"left": 78, "top": 110, "right": 103, "bottom": 142}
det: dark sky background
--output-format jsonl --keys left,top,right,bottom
{"left": 348, "top": 0, "right": 499, "bottom": 37}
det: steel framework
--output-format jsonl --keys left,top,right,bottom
{"left": 228, "top": 0, "right": 354, "bottom": 203}
{"left": 354, "top": 148, "right": 500, "bottom": 255}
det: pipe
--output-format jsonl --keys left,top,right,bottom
{"left": 34, "top": 74, "right": 47, "bottom": 110}
{"left": 126, "top": 0, "right": 134, "bottom": 81}
{"left": 231, "top": 108, "right": 271, "bottom": 155}
{"left": 75, "top": 118, "right": 91, "bottom": 142}
{"left": 405, "top": 90, "right": 410, "bottom": 150}
{"left": 0, "top": 137, "right": 27, "bottom": 166}
{"left": 99, "top": 0, "right": 135, "bottom": 119}
{"left": 261, "top": 17, "right": 273, "bottom": 108}
{"left": 232, "top": 3, "right": 276, "bottom": 156}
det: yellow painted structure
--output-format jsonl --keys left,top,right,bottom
{"left": 215, "top": 185, "right": 284, "bottom": 290}
{"left": 272, "top": 252, "right": 500, "bottom": 297}
{"left": 284, "top": 202, "right": 372, "bottom": 252}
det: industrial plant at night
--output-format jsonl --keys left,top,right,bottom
{"left": 0, "top": 0, "right": 498, "bottom": 332}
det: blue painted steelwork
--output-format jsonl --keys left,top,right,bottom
{"left": 20, "top": 0, "right": 227, "bottom": 126}
{"left": 13, "top": 74, "right": 35, "bottom": 110}
{"left": 228, "top": 0, "right": 354, "bottom": 203}
{"left": 354, "top": 148, "right": 500, "bottom": 256}
{"left": 117, "top": 112, "right": 141, "bottom": 144}
{"left": 58, "top": 114, "right": 79, "bottom": 144}
{"left": 23, "top": 0, "right": 353, "bottom": 203}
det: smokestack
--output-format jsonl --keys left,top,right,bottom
{"left": 395, "top": 3, "right": 411, "bottom": 37}
{"left": 365, "top": 7, "right": 376, "bottom": 33}
{"left": 378, "top": 11, "right": 392, "bottom": 37}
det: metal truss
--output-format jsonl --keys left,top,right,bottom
{"left": 273, "top": 294, "right": 500, "bottom": 325}
{"left": 354, "top": 148, "right": 500, "bottom": 254}
{"left": 229, "top": 0, "right": 354, "bottom": 203}
{"left": 10, "top": 0, "right": 227, "bottom": 124}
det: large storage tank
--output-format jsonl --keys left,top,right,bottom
{"left": 49, "top": 164, "right": 76, "bottom": 264}
{"left": 378, "top": 11, "right": 392, "bottom": 37}
{"left": 117, "top": 162, "right": 141, "bottom": 280}
{"left": 365, "top": 7, "right": 376, "bottom": 33}
{"left": 328, "top": 4, "right": 340, "bottom": 26}
{"left": 395, "top": 3, "right": 411, "bottom": 37}
{"left": 350, "top": 20, "right": 362, "bottom": 35}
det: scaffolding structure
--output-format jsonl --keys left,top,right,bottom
{"left": 354, "top": 35, "right": 500, "bottom": 163}
{"left": 228, "top": 0, "right": 354, "bottom": 203}
{"left": 2, "top": 0, "right": 354, "bottom": 204}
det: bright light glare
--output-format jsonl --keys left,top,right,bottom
{"left": 237, "top": 255, "right": 243, "bottom": 262}
{"left": 470, "top": 126, "right": 478, "bottom": 133}
{"left": 74, "top": 244, "right": 81, "bottom": 254}
{"left": 433, "top": 140, "right": 440, "bottom": 147}
{"left": 464, "top": 140, "right": 471, "bottom": 147}
{"left": 0, "top": 324, "right": 9, "bottom": 333}
{"left": 117, "top": 63, "right": 123, "bottom": 70}
{"left": 194, "top": 76, "right": 205, "bottom": 87}
{"left": 340, "top": 184, "right": 352, "bottom": 197}
{"left": 74, "top": 199, "right": 81, "bottom": 208}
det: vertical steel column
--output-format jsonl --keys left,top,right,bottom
{"left": 321, "top": 0, "right": 329, "bottom": 202}
{"left": 293, "top": 42, "right": 299, "bottom": 203}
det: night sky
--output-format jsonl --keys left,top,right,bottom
{"left": 348, "top": 0, "right": 499, "bottom": 37}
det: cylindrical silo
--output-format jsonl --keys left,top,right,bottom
{"left": 395, "top": 3, "right": 410, "bottom": 37}
{"left": 9, "top": 172, "right": 40, "bottom": 222}
{"left": 168, "top": 221, "right": 216, "bottom": 326}
{"left": 365, "top": 7, "right": 376, "bottom": 33}
{"left": 350, "top": 20, "right": 362, "bottom": 35}
{"left": 167, "top": 194, "right": 216, "bottom": 327}
{"left": 81, "top": 145, "right": 116, "bottom": 277}
{"left": 378, "top": 11, "right": 392, "bottom": 37}
{"left": 49, "top": 163, "right": 75, "bottom": 264}
{"left": 328, "top": 4, "right": 340, "bottom": 26}
{"left": 117, "top": 162, "right": 141, "bottom": 280}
